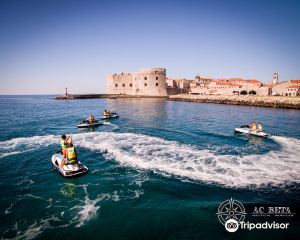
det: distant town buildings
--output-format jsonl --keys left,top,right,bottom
{"left": 189, "top": 72, "right": 299, "bottom": 97}
{"left": 272, "top": 79, "right": 300, "bottom": 97}
{"left": 106, "top": 68, "right": 300, "bottom": 97}
{"left": 190, "top": 77, "right": 270, "bottom": 96}
{"left": 166, "top": 78, "right": 192, "bottom": 95}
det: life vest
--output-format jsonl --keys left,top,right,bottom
{"left": 67, "top": 147, "right": 77, "bottom": 160}
{"left": 60, "top": 139, "right": 68, "bottom": 150}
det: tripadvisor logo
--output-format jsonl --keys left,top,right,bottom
{"left": 217, "top": 198, "right": 290, "bottom": 233}
{"left": 217, "top": 198, "right": 246, "bottom": 232}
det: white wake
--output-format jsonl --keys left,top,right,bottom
{"left": 0, "top": 132, "right": 300, "bottom": 188}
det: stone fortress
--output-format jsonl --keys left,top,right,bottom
{"left": 106, "top": 68, "right": 167, "bottom": 96}
{"left": 106, "top": 68, "right": 300, "bottom": 97}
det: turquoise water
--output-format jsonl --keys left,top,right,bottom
{"left": 0, "top": 95, "right": 299, "bottom": 239}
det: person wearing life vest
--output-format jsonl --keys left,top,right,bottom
{"left": 257, "top": 122, "right": 263, "bottom": 132}
{"left": 88, "top": 115, "right": 95, "bottom": 124}
{"left": 249, "top": 121, "right": 257, "bottom": 131}
{"left": 60, "top": 134, "right": 72, "bottom": 168}
{"left": 103, "top": 110, "right": 109, "bottom": 117}
{"left": 66, "top": 143, "right": 78, "bottom": 164}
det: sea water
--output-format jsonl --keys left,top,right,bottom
{"left": 0, "top": 95, "right": 299, "bottom": 239}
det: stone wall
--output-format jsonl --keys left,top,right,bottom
{"left": 168, "top": 94, "right": 300, "bottom": 109}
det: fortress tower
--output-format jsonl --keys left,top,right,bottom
{"left": 272, "top": 72, "right": 279, "bottom": 85}
{"left": 106, "top": 68, "right": 167, "bottom": 96}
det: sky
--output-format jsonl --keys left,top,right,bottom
{"left": 0, "top": 0, "right": 300, "bottom": 94}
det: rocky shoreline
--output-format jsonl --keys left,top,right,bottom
{"left": 168, "top": 94, "right": 300, "bottom": 109}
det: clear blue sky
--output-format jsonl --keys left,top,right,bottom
{"left": 0, "top": 0, "right": 300, "bottom": 94}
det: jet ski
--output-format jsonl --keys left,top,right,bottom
{"left": 101, "top": 113, "right": 119, "bottom": 120}
{"left": 234, "top": 125, "right": 270, "bottom": 138}
{"left": 51, "top": 153, "right": 88, "bottom": 178}
{"left": 77, "top": 120, "right": 103, "bottom": 128}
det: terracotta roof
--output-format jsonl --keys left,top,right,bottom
{"left": 216, "top": 78, "right": 261, "bottom": 84}
{"left": 227, "top": 78, "right": 244, "bottom": 81}
{"left": 216, "top": 82, "right": 240, "bottom": 87}
{"left": 291, "top": 80, "right": 300, "bottom": 84}
{"left": 216, "top": 82, "right": 233, "bottom": 85}
{"left": 247, "top": 79, "right": 261, "bottom": 84}
{"left": 287, "top": 85, "right": 300, "bottom": 89}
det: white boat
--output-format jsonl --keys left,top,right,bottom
{"left": 234, "top": 125, "right": 270, "bottom": 138}
{"left": 51, "top": 153, "right": 88, "bottom": 178}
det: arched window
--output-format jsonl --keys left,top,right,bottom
{"left": 240, "top": 90, "right": 247, "bottom": 95}
{"left": 249, "top": 90, "right": 256, "bottom": 95}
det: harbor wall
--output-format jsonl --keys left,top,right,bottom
{"left": 168, "top": 94, "right": 300, "bottom": 109}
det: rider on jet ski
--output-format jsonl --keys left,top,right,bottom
{"left": 66, "top": 143, "right": 78, "bottom": 164}
{"left": 250, "top": 121, "right": 257, "bottom": 131}
{"left": 257, "top": 122, "right": 263, "bottom": 132}
{"left": 59, "top": 135, "right": 75, "bottom": 168}
{"left": 249, "top": 121, "right": 263, "bottom": 132}
{"left": 103, "top": 110, "right": 111, "bottom": 117}
{"left": 88, "top": 115, "right": 95, "bottom": 124}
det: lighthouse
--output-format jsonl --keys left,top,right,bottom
{"left": 65, "top": 87, "right": 68, "bottom": 98}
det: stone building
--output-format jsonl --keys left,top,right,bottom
{"left": 107, "top": 69, "right": 299, "bottom": 97}
{"left": 272, "top": 79, "right": 300, "bottom": 96}
{"left": 106, "top": 68, "right": 167, "bottom": 96}
{"left": 166, "top": 78, "right": 193, "bottom": 94}
{"left": 190, "top": 76, "right": 270, "bottom": 96}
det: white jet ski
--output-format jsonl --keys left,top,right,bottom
{"left": 77, "top": 120, "right": 103, "bottom": 128}
{"left": 101, "top": 113, "right": 119, "bottom": 120}
{"left": 51, "top": 153, "right": 88, "bottom": 178}
{"left": 234, "top": 125, "right": 270, "bottom": 138}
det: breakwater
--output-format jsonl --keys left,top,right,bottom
{"left": 168, "top": 94, "right": 300, "bottom": 109}
{"left": 55, "top": 94, "right": 167, "bottom": 100}
{"left": 55, "top": 94, "right": 300, "bottom": 109}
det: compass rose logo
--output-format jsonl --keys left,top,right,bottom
{"left": 217, "top": 198, "right": 246, "bottom": 225}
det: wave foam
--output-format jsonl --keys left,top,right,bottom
{"left": 69, "top": 185, "right": 130, "bottom": 227}
{"left": 1, "top": 132, "right": 300, "bottom": 188}
{"left": 0, "top": 135, "right": 57, "bottom": 158}
{"left": 2, "top": 216, "right": 61, "bottom": 240}
{"left": 74, "top": 132, "right": 300, "bottom": 188}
